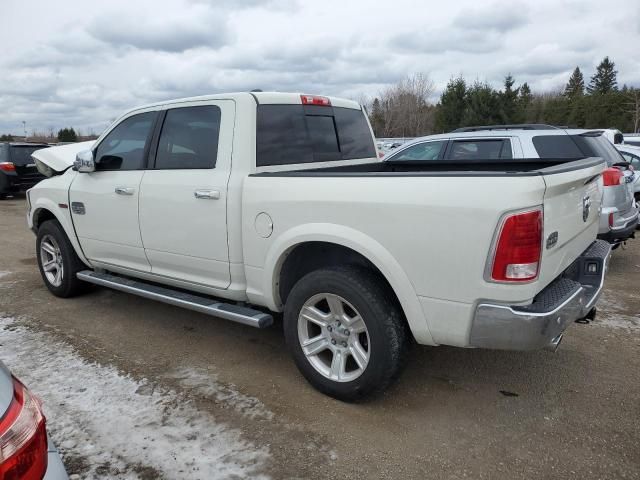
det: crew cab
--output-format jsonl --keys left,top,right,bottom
{"left": 27, "top": 94, "right": 611, "bottom": 401}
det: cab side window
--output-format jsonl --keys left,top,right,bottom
{"left": 95, "top": 112, "right": 157, "bottom": 171}
{"left": 155, "top": 106, "right": 221, "bottom": 170}
{"left": 391, "top": 141, "right": 446, "bottom": 161}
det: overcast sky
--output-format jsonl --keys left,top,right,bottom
{"left": 2, "top": 0, "right": 639, "bottom": 135}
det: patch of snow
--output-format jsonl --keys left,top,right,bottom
{"left": 0, "top": 271, "right": 11, "bottom": 279}
{"left": 0, "top": 316, "right": 270, "bottom": 480}
{"left": 168, "top": 367, "right": 274, "bottom": 421}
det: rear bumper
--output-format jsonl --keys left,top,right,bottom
{"left": 597, "top": 210, "right": 638, "bottom": 243}
{"left": 469, "top": 240, "right": 612, "bottom": 351}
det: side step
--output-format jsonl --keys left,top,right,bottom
{"left": 77, "top": 270, "right": 273, "bottom": 328}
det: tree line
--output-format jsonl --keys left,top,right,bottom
{"left": 366, "top": 57, "right": 640, "bottom": 138}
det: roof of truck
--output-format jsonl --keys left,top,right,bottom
{"left": 133, "top": 92, "right": 361, "bottom": 112}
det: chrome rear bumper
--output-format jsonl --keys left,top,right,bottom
{"left": 470, "top": 240, "right": 612, "bottom": 351}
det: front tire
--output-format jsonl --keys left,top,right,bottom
{"left": 284, "top": 266, "right": 410, "bottom": 402}
{"left": 36, "top": 220, "right": 88, "bottom": 297}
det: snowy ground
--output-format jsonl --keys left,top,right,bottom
{"left": 0, "top": 315, "right": 269, "bottom": 480}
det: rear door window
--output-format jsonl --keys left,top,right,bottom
{"left": 95, "top": 112, "right": 157, "bottom": 171}
{"left": 387, "top": 141, "right": 446, "bottom": 161}
{"left": 155, "top": 106, "right": 221, "bottom": 169}
{"left": 256, "top": 105, "right": 375, "bottom": 166}
{"left": 447, "top": 139, "right": 512, "bottom": 160}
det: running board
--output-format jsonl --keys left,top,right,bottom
{"left": 76, "top": 270, "right": 273, "bottom": 328}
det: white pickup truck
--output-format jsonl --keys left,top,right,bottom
{"left": 28, "top": 92, "right": 612, "bottom": 401}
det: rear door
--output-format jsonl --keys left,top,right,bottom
{"left": 69, "top": 110, "right": 158, "bottom": 272}
{"left": 138, "top": 101, "right": 234, "bottom": 289}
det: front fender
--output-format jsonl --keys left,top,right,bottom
{"left": 261, "top": 223, "right": 436, "bottom": 345}
{"left": 30, "top": 196, "right": 91, "bottom": 268}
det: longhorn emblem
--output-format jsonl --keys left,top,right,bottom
{"left": 582, "top": 195, "right": 591, "bottom": 222}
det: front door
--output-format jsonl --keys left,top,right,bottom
{"left": 139, "top": 101, "right": 234, "bottom": 289}
{"left": 69, "top": 111, "right": 158, "bottom": 272}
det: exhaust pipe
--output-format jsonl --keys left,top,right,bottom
{"left": 544, "top": 334, "right": 563, "bottom": 352}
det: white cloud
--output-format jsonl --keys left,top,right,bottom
{"left": 1, "top": 0, "right": 639, "bottom": 134}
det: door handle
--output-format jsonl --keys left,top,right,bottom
{"left": 194, "top": 189, "right": 220, "bottom": 200}
{"left": 115, "top": 186, "right": 135, "bottom": 196}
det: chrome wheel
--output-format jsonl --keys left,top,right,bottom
{"left": 297, "top": 293, "right": 370, "bottom": 382}
{"left": 40, "top": 234, "right": 64, "bottom": 287}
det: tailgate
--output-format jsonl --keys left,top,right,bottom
{"left": 537, "top": 158, "right": 605, "bottom": 287}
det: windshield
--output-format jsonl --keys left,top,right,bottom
{"left": 10, "top": 145, "right": 47, "bottom": 165}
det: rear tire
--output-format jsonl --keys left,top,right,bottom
{"left": 284, "top": 265, "right": 410, "bottom": 402}
{"left": 36, "top": 220, "right": 88, "bottom": 297}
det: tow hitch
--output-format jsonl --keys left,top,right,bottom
{"left": 575, "top": 307, "right": 597, "bottom": 325}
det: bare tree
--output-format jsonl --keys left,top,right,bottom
{"left": 377, "top": 73, "right": 435, "bottom": 137}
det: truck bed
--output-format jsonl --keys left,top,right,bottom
{"left": 252, "top": 157, "right": 604, "bottom": 177}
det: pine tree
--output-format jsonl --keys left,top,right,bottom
{"left": 518, "top": 83, "right": 533, "bottom": 122}
{"left": 57, "top": 127, "right": 78, "bottom": 142}
{"left": 434, "top": 76, "right": 467, "bottom": 132}
{"left": 369, "top": 98, "right": 385, "bottom": 137}
{"left": 463, "top": 81, "right": 501, "bottom": 126}
{"left": 587, "top": 57, "right": 618, "bottom": 94}
{"left": 498, "top": 74, "right": 520, "bottom": 123}
{"left": 564, "top": 67, "right": 585, "bottom": 99}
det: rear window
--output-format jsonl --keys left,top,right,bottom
{"left": 256, "top": 105, "right": 376, "bottom": 166}
{"left": 9, "top": 145, "right": 47, "bottom": 165}
{"left": 532, "top": 136, "right": 583, "bottom": 158}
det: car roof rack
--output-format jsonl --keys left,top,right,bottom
{"left": 451, "top": 124, "right": 564, "bottom": 133}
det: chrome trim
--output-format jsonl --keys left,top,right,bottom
{"left": 471, "top": 241, "right": 611, "bottom": 351}
{"left": 471, "top": 287, "right": 585, "bottom": 351}
{"left": 76, "top": 270, "right": 272, "bottom": 328}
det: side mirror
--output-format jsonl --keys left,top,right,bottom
{"left": 74, "top": 150, "right": 95, "bottom": 173}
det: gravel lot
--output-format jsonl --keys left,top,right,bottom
{"left": 1, "top": 195, "right": 639, "bottom": 479}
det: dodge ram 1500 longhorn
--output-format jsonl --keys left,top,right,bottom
{"left": 27, "top": 92, "right": 611, "bottom": 401}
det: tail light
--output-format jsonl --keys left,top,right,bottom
{"left": 0, "top": 162, "right": 16, "bottom": 172}
{"left": 300, "top": 94, "right": 331, "bottom": 106}
{"left": 602, "top": 167, "right": 623, "bottom": 186}
{"left": 0, "top": 379, "right": 48, "bottom": 480}
{"left": 608, "top": 212, "right": 614, "bottom": 228}
{"left": 490, "top": 208, "right": 543, "bottom": 282}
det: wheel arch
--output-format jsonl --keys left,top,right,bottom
{"left": 30, "top": 201, "right": 91, "bottom": 268}
{"left": 261, "top": 224, "right": 435, "bottom": 345}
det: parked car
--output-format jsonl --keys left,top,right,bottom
{"left": 0, "top": 361, "right": 68, "bottom": 479}
{"left": 623, "top": 133, "right": 640, "bottom": 147}
{"left": 616, "top": 144, "right": 640, "bottom": 200}
{"left": 0, "top": 142, "right": 50, "bottom": 199}
{"left": 28, "top": 95, "right": 611, "bottom": 401}
{"left": 384, "top": 125, "right": 638, "bottom": 247}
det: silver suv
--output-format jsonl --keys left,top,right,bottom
{"left": 383, "top": 125, "right": 638, "bottom": 246}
